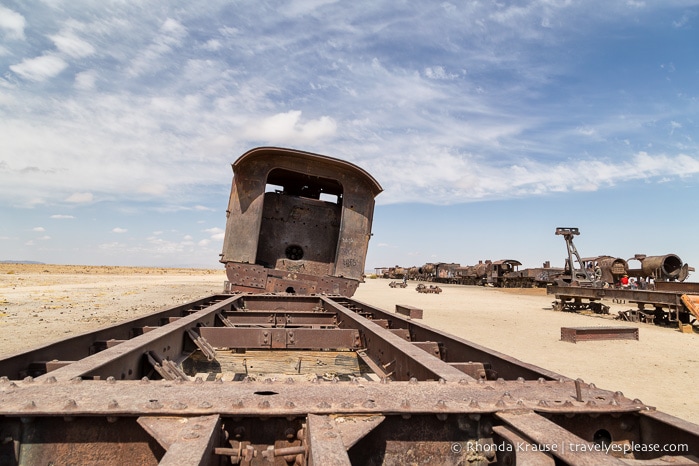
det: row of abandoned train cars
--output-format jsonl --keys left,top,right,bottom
{"left": 377, "top": 253, "right": 691, "bottom": 289}
{"left": 2, "top": 147, "right": 699, "bottom": 465}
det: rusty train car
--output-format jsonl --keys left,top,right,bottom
{"left": 2, "top": 147, "right": 699, "bottom": 465}
{"left": 420, "top": 260, "right": 562, "bottom": 288}
{"left": 221, "top": 147, "right": 381, "bottom": 297}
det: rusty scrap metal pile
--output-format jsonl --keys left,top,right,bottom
{"left": 1, "top": 147, "right": 698, "bottom": 465}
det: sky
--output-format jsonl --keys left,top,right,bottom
{"left": 1, "top": 1, "right": 698, "bottom": 274}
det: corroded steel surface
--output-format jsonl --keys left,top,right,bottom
{"left": 560, "top": 326, "right": 639, "bottom": 343}
{"left": 220, "top": 147, "right": 382, "bottom": 297}
{"left": 2, "top": 292, "right": 698, "bottom": 464}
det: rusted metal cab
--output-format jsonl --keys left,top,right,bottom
{"left": 220, "top": 147, "right": 382, "bottom": 296}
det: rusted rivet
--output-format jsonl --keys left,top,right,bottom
{"left": 401, "top": 399, "right": 410, "bottom": 408}
{"left": 469, "top": 399, "right": 480, "bottom": 409}
{"left": 586, "top": 400, "right": 597, "bottom": 407}
{"left": 436, "top": 400, "right": 447, "bottom": 409}
{"left": 563, "top": 400, "right": 574, "bottom": 407}
{"left": 380, "top": 377, "right": 390, "bottom": 384}
{"left": 516, "top": 400, "right": 525, "bottom": 406}
{"left": 173, "top": 402, "right": 188, "bottom": 410}
{"left": 285, "top": 378, "right": 295, "bottom": 384}
{"left": 409, "top": 377, "right": 418, "bottom": 385}
{"left": 0, "top": 376, "right": 9, "bottom": 383}
{"left": 285, "top": 401, "right": 295, "bottom": 408}
{"left": 24, "top": 401, "right": 36, "bottom": 410}
{"left": 588, "top": 383, "right": 596, "bottom": 389}
{"left": 317, "top": 401, "right": 331, "bottom": 409}
{"left": 147, "top": 400, "right": 163, "bottom": 409}
{"left": 496, "top": 378, "right": 505, "bottom": 384}
{"left": 516, "top": 377, "right": 525, "bottom": 383}
{"left": 362, "top": 400, "right": 376, "bottom": 409}
{"left": 243, "top": 377, "right": 252, "bottom": 383}
{"left": 495, "top": 399, "right": 506, "bottom": 408}
{"left": 610, "top": 399, "right": 620, "bottom": 406}
{"left": 341, "top": 402, "right": 354, "bottom": 409}
{"left": 232, "top": 400, "right": 244, "bottom": 408}
{"left": 458, "top": 379, "right": 469, "bottom": 385}
{"left": 140, "top": 377, "right": 150, "bottom": 384}
{"left": 194, "top": 377, "right": 204, "bottom": 384}
{"left": 502, "top": 392, "right": 513, "bottom": 400}
{"left": 23, "top": 376, "right": 34, "bottom": 384}
{"left": 64, "top": 399, "right": 78, "bottom": 409}
{"left": 108, "top": 400, "right": 119, "bottom": 409}
{"left": 182, "top": 431, "right": 200, "bottom": 440}
{"left": 107, "top": 376, "right": 116, "bottom": 384}
{"left": 614, "top": 391, "right": 624, "bottom": 399}
{"left": 45, "top": 376, "right": 57, "bottom": 384}
{"left": 258, "top": 400, "right": 270, "bottom": 409}
{"left": 438, "top": 378, "right": 446, "bottom": 385}
{"left": 538, "top": 400, "right": 549, "bottom": 407}
{"left": 633, "top": 398, "right": 643, "bottom": 405}
{"left": 199, "top": 401, "right": 213, "bottom": 409}
{"left": 537, "top": 377, "right": 546, "bottom": 384}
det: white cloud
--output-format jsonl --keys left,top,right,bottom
{"left": 74, "top": 70, "right": 98, "bottom": 90}
{"left": 424, "top": 66, "right": 457, "bottom": 80}
{"left": 0, "top": 6, "right": 25, "bottom": 40}
{"left": 10, "top": 55, "right": 67, "bottom": 81}
{"left": 65, "top": 192, "right": 94, "bottom": 203}
{"left": 112, "top": 227, "right": 128, "bottom": 233}
{"left": 51, "top": 214, "right": 75, "bottom": 219}
{"left": 50, "top": 32, "right": 96, "bottom": 58}
{"left": 32, "top": 227, "right": 45, "bottom": 232}
{"left": 127, "top": 18, "right": 187, "bottom": 77}
{"left": 245, "top": 111, "right": 337, "bottom": 143}
{"left": 202, "top": 39, "right": 221, "bottom": 51}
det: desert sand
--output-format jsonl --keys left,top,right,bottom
{"left": 1, "top": 264, "right": 696, "bottom": 425}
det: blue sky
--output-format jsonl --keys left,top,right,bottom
{"left": 1, "top": 1, "right": 698, "bottom": 273}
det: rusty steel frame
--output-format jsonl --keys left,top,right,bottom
{"left": 548, "top": 284, "right": 693, "bottom": 323}
{"left": 2, "top": 293, "right": 699, "bottom": 465}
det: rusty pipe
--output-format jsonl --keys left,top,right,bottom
{"left": 628, "top": 254, "right": 683, "bottom": 280}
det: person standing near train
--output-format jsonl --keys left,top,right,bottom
{"left": 620, "top": 274, "right": 629, "bottom": 288}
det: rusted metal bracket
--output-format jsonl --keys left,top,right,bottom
{"left": 146, "top": 351, "right": 188, "bottom": 381}
{"left": 186, "top": 329, "right": 216, "bottom": 361}
{"left": 137, "top": 415, "right": 221, "bottom": 466}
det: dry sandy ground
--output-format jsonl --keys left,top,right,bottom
{"left": 1, "top": 265, "right": 697, "bottom": 426}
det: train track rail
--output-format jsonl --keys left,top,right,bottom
{"left": 1, "top": 292, "right": 698, "bottom": 465}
